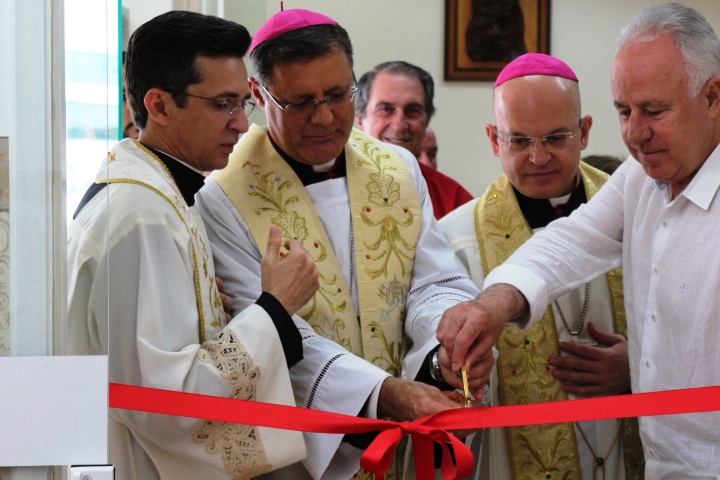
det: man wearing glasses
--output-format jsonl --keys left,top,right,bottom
{"left": 197, "top": 8, "right": 481, "bottom": 480}
{"left": 439, "top": 53, "right": 643, "bottom": 479}
{"left": 68, "top": 11, "right": 323, "bottom": 479}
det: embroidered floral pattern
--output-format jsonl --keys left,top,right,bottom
{"left": 242, "top": 162, "right": 350, "bottom": 329}
{"left": 192, "top": 421, "right": 272, "bottom": 479}
{"left": 368, "top": 320, "right": 402, "bottom": 377}
{"left": 312, "top": 315, "right": 353, "bottom": 352}
{"left": 477, "top": 177, "right": 582, "bottom": 476}
{"left": 514, "top": 425, "right": 578, "bottom": 479}
{"left": 353, "top": 136, "right": 417, "bottom": 279}
{"left": 481, "top": 188, "right": 527, "bottom": 267}
{"left": 378, "top": 278, "right": 408, "bottom": 322}
{"left": 299, "top": 248, "right": 348, "bottom": 323}
{"left": 193, "top": 331, "right": 270, "bottom": 477}
{"left": 209, "top": 282, "right": 225, "bottom": 328}
{"left": 361, "top": 209, "right": 415, "bottom": 279}
{"left": 498, "top": 321, "right": 562, "bottom": 400}
{"left": 243, "top": 162, "right": 308, "bottom": 242}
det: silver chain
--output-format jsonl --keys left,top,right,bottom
{"left": 554, "top": 282, "right": 591, "bottom": 336}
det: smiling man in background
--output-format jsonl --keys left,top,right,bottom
{"left": 356, "top": 61, "right": 473, "bottom": 219}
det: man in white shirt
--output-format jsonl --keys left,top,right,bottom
{"left": 438, "top": 3, "right": 720, "bottom": 478}
{"left": 196, "top": 8, "right": 482, "bottom": 480}
{"left": 439, "top": 52, "right": 643, "bottom": 480}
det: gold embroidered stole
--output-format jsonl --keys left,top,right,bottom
{"left": 475, "top": 163, "right": 630, "bottom": 479}
{"left": 213, "top": 125, "right": 422, "bottom": 375}
{"left": 98, "top": 140, "right": 226, "bottom": 343}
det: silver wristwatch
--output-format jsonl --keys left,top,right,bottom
{"left": 429, "top": 350, "right": 443, "bottom": 381}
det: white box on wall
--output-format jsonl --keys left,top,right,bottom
{"left": 0, "top": 356, "right": 108, "bottom": 466}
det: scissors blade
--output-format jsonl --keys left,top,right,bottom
{"left": 461, "top": 365, "right": 471, "bottom": 408}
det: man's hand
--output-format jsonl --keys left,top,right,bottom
{"left": 261, "top": 226, "right": 319, "bottom": 316}
{"left": 548, "top": 321, "right": 631, "bottom": 396}
{"left": 215, "top": 277, "right": 233, "bottom": 323}
{"left": 437, "top": 346, "right": 492, "bottom": 400}
{"left": 437, "top": 284, "right": 527, "bottom": 391}
{"left": 378, "top": 376, "right": 458, "bottom": 421}
{"left": 378, "top": 377, "right": 475, "bottom": 439}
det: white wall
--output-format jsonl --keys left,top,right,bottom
{"left": 119, "top": 1, "right": 720, "bottom": 196}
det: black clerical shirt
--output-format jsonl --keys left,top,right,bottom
{"left": 514, "top": 175, "right": 588, "bottom": 228}
{"left": 268, "top": 134, "right": 347, "bottom": 186}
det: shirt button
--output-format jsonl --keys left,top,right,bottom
{"left": 651, "top": 314, "right": 657, "bottom": 321}
{"left": 663, "top": 221, "right": 667, "bottom": 227}
{"left": 645, "top": 361, "right": 651, "bottom": 368}
{"left": 654, "top": 267, "right": 659, "bottom": 273}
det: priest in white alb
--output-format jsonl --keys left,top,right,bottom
{"left": 67, "top": 11, "right": 320, "bottom": 480}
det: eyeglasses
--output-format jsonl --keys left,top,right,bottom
{"left": 494, "top": 121, "right": 582, "bottom": 154}
{"left": 261, "top": 84, "right": 359, "bottom": 115}
{"left": 182, "top": 92, "right": 256, "bottom": 117}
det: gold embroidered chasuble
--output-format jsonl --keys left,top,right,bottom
{"left": 95, "top": 139, "right": 295, "bottom": 478}
{"left": 474, "top": 162, "right": 644, "bottom": 479}
{"left": 213, "top": 125, "right": 423, "bottom": 375}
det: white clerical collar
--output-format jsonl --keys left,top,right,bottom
{"left": 548, "top": 171, "right": 580, "bottom": 207}
{"left": 549, "top": 193, "right": 572, "bottom": 207}
{"left": 312, "top": 158, "right": 337, "bottom": 173}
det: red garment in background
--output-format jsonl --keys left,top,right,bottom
{"left": 418, "top": 162, "right": 474, "bottom": 219}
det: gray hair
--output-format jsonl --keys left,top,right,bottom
{"left": 618, "top": 2, "right": 720, "bottom": 96}
{"left": 355, "top": 61, "right": 436, "bottom": 119}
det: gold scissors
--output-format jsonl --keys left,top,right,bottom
{"left": 460, "top": 365, "right": 472, "bottom": 408}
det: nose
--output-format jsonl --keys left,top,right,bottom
{"left": 624, "top": 112, "right": 652, "bottom": 147}
{"left": 528, "top": 139, "right": 551, "bottom": 166}
{"left": 310, "top": 101, "right": 334, "bottom": 126}
{"left": 389, "top": 111, "right": 409, "bottom": 131}
{"left": 228, "top": 111, "right": 249, "bottom": 134}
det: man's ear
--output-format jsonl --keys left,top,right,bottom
{"left": 144, "top": 88, "right": 173, "bottom": 126}
{"left": 249, "top": 78, "right": 266, "bottom": 109}
{"left": 579, "top": 114, "right": 593, "bottom": 150}
{"left": 356, "top": 113, "right": 367, "bottom": 132}
{"left": 704, "top": 76, "right": 720, "bottom": 119}
{"left": 485, "top": 123, "right": 501, "bottom": 157}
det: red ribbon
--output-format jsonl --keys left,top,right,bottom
{"left": 110, "top": 383, "right": 720, "bottom": 479}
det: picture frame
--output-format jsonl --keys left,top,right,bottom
{"left": 445, "top": 0, "right": 551, "bottom": 81}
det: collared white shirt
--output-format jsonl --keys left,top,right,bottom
{"left": 486, "top": 144, "right": 720, "bottom": 479}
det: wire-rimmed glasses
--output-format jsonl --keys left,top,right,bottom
{"left": 261, "top": 84, "right": 359, "bottom": 116}
{"left": 181, "top": 92, "right": 256, "bottom": 117}
{"left": 494, "top": 121, "right": 582, "bottom": 154}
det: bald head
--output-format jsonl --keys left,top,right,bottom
{"left": 487, "top": 74, "right": 592, "bottom": 200}
{"left": 493, "top": 74, "right": 581, "bottom": 123}
{"left": 418, "top": 126, "right": 438, "bottom": 169}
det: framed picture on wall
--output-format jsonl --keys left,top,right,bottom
{"left": 445, "top": 0, "right": 550, "bottom": 81}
